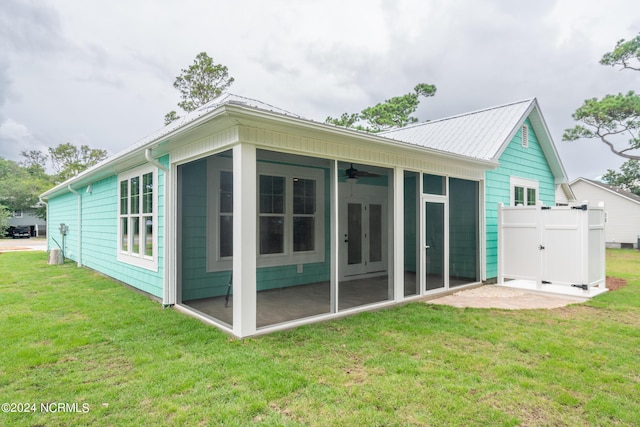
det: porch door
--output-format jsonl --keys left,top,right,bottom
{"left": 424, "top": 200, "right": 446, "bottom": 291}
{"left": 342, "top": 199, "right": 386, "bottom": 278}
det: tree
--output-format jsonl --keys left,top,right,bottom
{"left": 19, "top": 149, "right": 48, "bottom": 178}
{"left": 48, "top": 143, "right": 108, "bottom": 182}
{"left": 326, "top": 83, "right": 437, "bottom": 133}
{"left": 602, "top": 159, "right": 640, "bottom": 195}
{"left": 600, "top": 35, "right": 640, "bottom": 71}
{"left": 0, "top": 157, "right": 50, "bottom": 216}
{"left": 164, "top": 52, "right": 235, "bottom": 125}
{"left": 0, "top": 204, "right": 10, "bottom": 237}
{"left": 563, "top": 34, "right": 640, "bottom": 160}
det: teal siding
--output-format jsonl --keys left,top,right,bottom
{"left": 180, "top": 158, "right": 231, "bottom": 301}
{"left": 46, "top": 156, "right": 167, "bottom": 299}
{"left": 48, "top": 192, "right": 79, "bottom": 260}
{"left": 485, "top": 119, "right": 555, "bottom": 278}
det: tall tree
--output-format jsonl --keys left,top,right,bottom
{"left": 326, "top": 83, "right": 437, "bottom": 133}
{"left": 563, "top": 34, "right": 640, "bottom": 160}
{"left": 48, "top": 143, "right": 108, "bottom": 182}
{"left": 20, "top": 149, "right": 48, "bottom": 178}
{"left": 164, "top": 52, "right": 235, "bottom": 125}
{"left": 602, "top": 159, "right": 640, "bottom": 195}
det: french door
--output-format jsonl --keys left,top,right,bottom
{"left": 341, "top": 199, "right": 386, "bottom": 278}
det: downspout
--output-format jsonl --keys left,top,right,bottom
{"left": 145, "top": 149, "right": 172, "bottom": 307}
{"left": 38, "top": 196, "right": 49, "bottom": 251}
{"left": 67, "top": 185, "right": 82, "bottom": 267}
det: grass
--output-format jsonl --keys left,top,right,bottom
{"left": 0, "top": 250, "right": 639, "bottom": 426}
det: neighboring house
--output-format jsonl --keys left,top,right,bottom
{"left": 6, "top": 208, "right": 46, "bottom": 237}
{"left": 570, "top": 177, "right": 640, "bottom": 249}
{"left": 41, "top": 94, "right": 570, "bottom": 338}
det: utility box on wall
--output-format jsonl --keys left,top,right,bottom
{"left": 497, "top": 201, "right": 607, "bottom": 297}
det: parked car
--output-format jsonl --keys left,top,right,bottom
{"left": 11, "top": 226, "right": 30, "bottom": 239}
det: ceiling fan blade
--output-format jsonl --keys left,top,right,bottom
{"left": 356, "top": 170, "right": 380, "bottom": 178}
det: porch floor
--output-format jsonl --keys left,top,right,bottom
{"left": 182, "top": 272, "right": 481, "bottom": 328}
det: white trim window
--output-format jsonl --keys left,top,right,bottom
{"left": 12, "top": 209, "right": 23, "bottom": 218}
{"left": 117, "top": 165, "right": 158, "bottom": 270}
{"left": 206, "top": 158, "right": 325, "bottom": 271}
{"left": 510, "top": 176, "right": 538, "bottom": 206}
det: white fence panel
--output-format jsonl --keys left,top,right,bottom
{"left": 498, "top": 202, "right": 606, "bottom": 295}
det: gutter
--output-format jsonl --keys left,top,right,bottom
{"left": 67, "top": 185, "right": 82, "bottom": 267}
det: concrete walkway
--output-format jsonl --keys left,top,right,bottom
{"left": 427, "top": 285, "right": 588, "bottom": 309}
{"left": 0, "top": 237, "right": 47, "bottom": 252}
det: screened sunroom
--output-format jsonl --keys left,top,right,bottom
{"left": 172, "top": 109, "right": 488, "bottom": 337}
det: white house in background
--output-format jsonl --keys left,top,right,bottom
{"left": 570, "top": 177, "right": 640, "bottom": 249}
{"left": 6, "top": 208, "right": 46, "bottom": 236}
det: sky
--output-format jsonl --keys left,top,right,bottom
{"left": 0, "top": 0, "right": 638, "bottom": 181}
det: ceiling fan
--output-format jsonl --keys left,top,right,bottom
{"left": 345, "top": 163, "right": 380, "bottom": 181}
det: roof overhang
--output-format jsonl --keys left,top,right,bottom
{"left": 41, "top": 101, "right": 498, "bottom": 200}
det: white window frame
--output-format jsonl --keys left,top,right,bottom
{"left": 521, "top": 124, "right": 529, "bottom": 148}
{"left": 12, "top": 209, "right": 23, "bottom": 218}
{"left": 206, "top": 156, "right": 234, "bottom": 272}
{"left": 117, "top": 165, "right": 158, "bottom": 271}
{"left": 510, "top": 176, "right": 538, "bottom": 206}
{"left": 206, "top": 158, "right": 325, "bottom": 272}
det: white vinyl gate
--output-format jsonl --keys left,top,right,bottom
{"left": 497, "top": 202, "right": 606, "bottom": 295}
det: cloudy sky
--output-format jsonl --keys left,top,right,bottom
{"left": 1, "top": 0, "right": 638, "bottom": 180}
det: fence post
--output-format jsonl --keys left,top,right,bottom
{"left": 497, "top": 203, "right": 504, "bottom": 285}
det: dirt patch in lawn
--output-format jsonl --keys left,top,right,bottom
{"left": 606, "top": 276, "right": 627, "bottom": 291}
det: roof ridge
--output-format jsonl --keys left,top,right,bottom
{"left": 382, "top": 97, "right": 536, "bottom": 134}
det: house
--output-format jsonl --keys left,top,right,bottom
{"left": 41, "top": 94, "right": 570, "bottom": 338}
{"left": 6, "top": 208, "right": 46, "bottom": 237}
{"left": 383, "top": 98, "right": 572, "bottom": 280}
{"left": 570, "top": 177, "right": 640, "bottom": 249}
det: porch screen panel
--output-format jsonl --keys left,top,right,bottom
{"left": 259, "top": 175, "right": 285, "bottom": 255}
{"left": 449, "top": 178, "right": 479, "bottom": 286}
{"left": 219, "top": 171, "right": 233, "bottom": 258}
{"left": 293, "top": 178, "right": 315, "bottom": 252}
{"left": 369, "top": 204, "right": 382, "bottom": 263}
{"left": 347, "top": 203, "right": 362, "bottom": 265}
{"left": 404, "top": 171, "right": 419, "bottom": 297}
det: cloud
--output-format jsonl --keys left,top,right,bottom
{"left": 0, "top": 0, "right": 63, "bottom": 53}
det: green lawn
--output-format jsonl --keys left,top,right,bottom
{"left": 0, "top": 250, "right": 639, "bottom": 426}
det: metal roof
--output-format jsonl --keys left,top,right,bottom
{"left": 381, "top": 99, "right": 535, "bottom": 161}
{"left": 123, "top": 93, "right": 303, "bottom": 155}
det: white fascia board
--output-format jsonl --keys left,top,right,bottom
{"left": 226, "top": 105, "right": 499, "bottom": 170}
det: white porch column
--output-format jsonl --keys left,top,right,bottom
{"left": 232, "top": 143, "right": 257, "bottom": 337}
{"left": 393, "top": 167, "right": 404, "bottom": 301}
{"left": 330, "top": 160, "right": 339, "bottom": 313}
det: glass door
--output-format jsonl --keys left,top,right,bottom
{"left": 424, "top": 200, "right": 446, "bottom": 291}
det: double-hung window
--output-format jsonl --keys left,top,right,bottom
{"left": 118, "top": 166, "right": 157, "bottom": 270}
